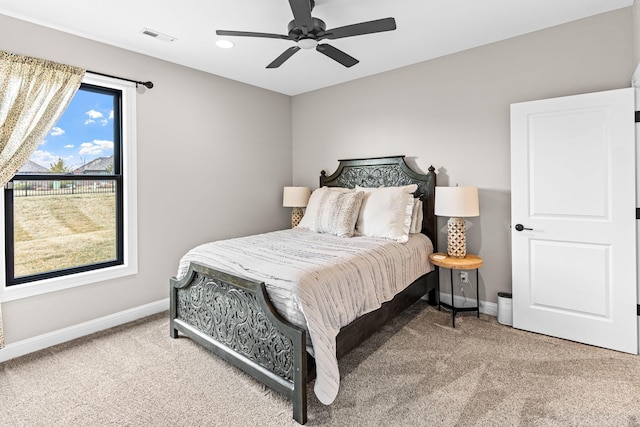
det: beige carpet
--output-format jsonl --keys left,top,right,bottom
{"left": 1, "top": 301, "right": 640, "bottom": 426}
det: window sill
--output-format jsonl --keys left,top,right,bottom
{"left": 0, "top": 261, "right": 137, "bottom": 302}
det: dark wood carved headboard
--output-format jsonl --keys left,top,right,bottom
{"left": 319, "top": 155, "right": 437, "bottom": 250}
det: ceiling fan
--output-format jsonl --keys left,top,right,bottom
{"left": 216, "top": 0, "right": 397, "bottom": 68}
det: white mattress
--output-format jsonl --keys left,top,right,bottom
{"left": 176, "top": 228, "right": 434, "bottom": 405}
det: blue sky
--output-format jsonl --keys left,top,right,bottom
{"left": 30, "top": 88, "right": 115, "bottom": 170}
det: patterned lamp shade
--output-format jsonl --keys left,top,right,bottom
{"left": 283, "top": 186, "right": 311, "bottom": 228}
{"left": 434, "top": 187, "right": 479, "bottom": 258}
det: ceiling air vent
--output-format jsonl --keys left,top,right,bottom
{"left": 141, "top": 28, "right": 177, "bottom": 43}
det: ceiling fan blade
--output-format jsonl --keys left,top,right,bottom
{"left": 288, "top": 0, "right": 314, "bottom": 32}
{"left": 319, "top": 17, "right": 396, "bottom": 41}
{"left": 216, "top": 30, "right": 290, "bottom": 40}
{"left": 316, "top": 44, "right": 359, "bottom": 68}
{"left": 267, "top": 46, "right": 301, "bottom": 68}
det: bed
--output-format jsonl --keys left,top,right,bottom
{"left": 169, "top": 155, "right": 438, "bottom": 424}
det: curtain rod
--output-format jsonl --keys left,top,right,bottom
{"left": 86, "top": 70, "right": 154, "bottom": 89}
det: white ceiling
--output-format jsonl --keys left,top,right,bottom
{"left": 0, "top": 0, "right": 633, "bottom": 96}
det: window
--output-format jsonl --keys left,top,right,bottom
{"left": 1, "top": 73, "right": 137, "bottom": 301}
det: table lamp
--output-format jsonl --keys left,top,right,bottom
{"left": 283, "top": 186, "right": 311, "bottom": 228}
{"left": 434, "top": 186, "right": 479, "bottom": 258}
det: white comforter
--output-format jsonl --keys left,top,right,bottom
{"left": 176, "top": 228, "right": 434, "bottom": 405}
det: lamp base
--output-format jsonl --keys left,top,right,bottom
{"left": 291, "top": 207, "right": 304, "bottom": 228}
{"left": 447, "top": 217, "right": 467, "bottom": 258}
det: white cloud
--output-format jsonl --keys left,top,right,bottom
{"left": 100, "top": 118, "right": 108, "bottom": 126}
{"left": 30, "top": 150, "right": 55, "bottom": 165}
{"left": 50, "top": 127, "right": 65, "bottom": 136}
{"left": 30, "top": 150, "right": 71, "bottom": 168}
{"left": 84, "top": 109, "right": 104, "bottom": 125}
{"left": 79, "top": 139, "right": 114, "bottom": 155}
{"left": 64, "top": 144, "right": 74, "bottom": 149}
{"left": 109, "top": 110, "right": 114, "bottom": 120}
{"left": 86, "top": 109, "right": 103, "bottom": 119}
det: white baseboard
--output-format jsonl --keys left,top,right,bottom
{"left": 0, "top": 294, "right": 498, "bottom": 364}
{"left": 438, "top": 292, "right": 498, "bottom": 317}
{"left": 0, "top": 298, "right": 169, "bottom": 363}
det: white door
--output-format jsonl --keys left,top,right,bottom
{"left": 511, "top": 88, "right": 637, "bottom": 354}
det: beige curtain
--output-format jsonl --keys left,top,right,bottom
{"left": 0, "top": 51, "right": 85, "bottom": 349}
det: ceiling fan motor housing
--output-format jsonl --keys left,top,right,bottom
{"left": 287, "top": 18, "right": 326, "bottom": 41}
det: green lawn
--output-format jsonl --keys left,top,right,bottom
{"left": 13, "top": 193, "right": 116, "bottom": 277}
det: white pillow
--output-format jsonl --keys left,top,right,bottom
{"left": 297, "top": 187, "right": 363, "bottom": 237}
{"left": 355, "top": 184, "right": 418, "bottom": 243}
{"left": 410, "top": 199, "right": 423, "bottom": 234}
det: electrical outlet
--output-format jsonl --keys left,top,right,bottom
{"left": 460, "top": 271, "right": 469, "bottom": 284}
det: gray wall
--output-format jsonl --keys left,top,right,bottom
{"left": 634, "top": 2, "right": 640, "bottom": 66}
{"left": 0, "top": 14, "right": 293, "bottom": 344}
{"left": 0, "top": 7, "right": 634, "bottom": 345}
{"left": 291, "top": 8, "right": 634, "bottom": 304}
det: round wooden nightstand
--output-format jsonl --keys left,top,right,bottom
{"left": 429, "top": 253, "right": 483, "bottom": 327}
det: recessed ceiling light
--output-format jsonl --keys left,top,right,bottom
{"left": 216, "top": 40, "right": 234, "bottom": 49}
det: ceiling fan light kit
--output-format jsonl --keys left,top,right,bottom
{"left": 297, "top": 38, "right": 317, "bottom": 50}
{"left": 216, "top": 0, "right": 396, "bottom": 68}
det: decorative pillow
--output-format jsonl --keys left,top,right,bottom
{"left": 297, "top": 187, "right": 364, "bottom": 237}
{"left": 297, "top": 188, "right": 324, "bottom": 231}
{"left": 410, "top": 199, "right": 423, "bottom": 234}
{"left": 355, "top": 184, "right": 418, "bottom": 243}
{"left": 298, "top": 187, "right": 351, "bottom": 230}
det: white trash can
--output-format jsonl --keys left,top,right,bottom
{"left": 497, "top": 292, "right": 513, "bottom": 326}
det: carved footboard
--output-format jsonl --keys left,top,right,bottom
{"left": 170, "top": 262, "right": 308, "bottom": 424}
